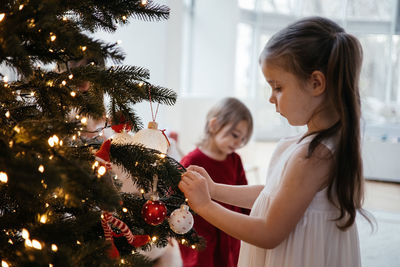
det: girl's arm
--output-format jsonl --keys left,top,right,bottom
{"left": 186, "top": 165, "right": 264, "bottom": 209}
{"left": 179, "top": 144, "right": 332, "bottom": 249}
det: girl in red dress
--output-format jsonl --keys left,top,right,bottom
{"left": 179, "top": 97, "right": 253, "bottom": 267}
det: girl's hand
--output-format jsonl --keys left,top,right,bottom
{"left": 186, "top": 165, "right": 216, "bottom": 198}
{"left": 179, "top": 169, "right": 212, "bottom": 214}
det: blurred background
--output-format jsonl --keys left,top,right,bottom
{"left": 2, "top": 0, "right": 399, "bottom": 266}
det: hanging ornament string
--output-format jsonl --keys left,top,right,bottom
{"left": 148, "top": 86, "right": 160, "bottom": 122}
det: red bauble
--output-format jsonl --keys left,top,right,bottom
{"left": 141, "top": 200, "right": 167, "bottom": 226}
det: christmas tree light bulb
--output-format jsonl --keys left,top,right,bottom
{"left": 3, "top": 76, "right": 8, "bottom": 83}
{"left": 141, "top": 0, "right": 148, "bottom": 5}
{"left": 97, "top": 166, "right": 106, "bottom": 176}
{"left": 2, "top": 260, "right": 9, "bottom": 267}
{"left": 32, "top": 239, "right": 42, "bottom": 250}
{"left": 0, "top": 13, "right": 5, "bottom": 22}
{"left": 122, "top": 15, "right": 127, "bottom": 21}
{"left": 122, "top": 207, "right": 128, "bottom": 213}
{"left": 61, "top": 80, "right": 66, "bottom": 85}
{"left": 81, "top": 46, "right": 87, "bottom": 51}
{"left": 19, "top": 5, "right": 24, "bottom": 10}
{"left": 38, "top": 165, "right": 44, "bottom": 173}
{"left": 70, "top": 91, "right": 76, "bottom": 97}
{"left": 50, "top": 35, "right": 56, "bottom": 42}
{"left": 40, "top": 214, "right": 47, "bottom": 224}
{"left": 81, "top": 117, "right": 87, "bottom": 124}
{"left": 5, "top": 111, "right": 10, "bottom": 118}
{"left": 152, "top": 236, "right": 157, "bottom": 242}
{"left": 51, "top": 244, "right": 58, "bottom": 252}
{"left": 68, "top": 74, "right": 73, "bottom": 79}
{"left": 0, "top": 172, "right": 7, "bottom": 183}
{"left": 22, "top": 229, "right": 30, "bottom": 240}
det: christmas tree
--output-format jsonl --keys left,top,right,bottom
{"left": 0, "top": 1, "right": 203, "bottom": 266}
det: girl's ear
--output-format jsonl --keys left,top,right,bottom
{"left": 208, "top": 117, "right": 218, "bottom": 134}
{"left": 310, "top": 70, "right": 326, "bottom": 96}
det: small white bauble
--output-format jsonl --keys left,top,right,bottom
{"left": 111, "top": 130, "right": 135, "bottom": 145}
{"left": 131, "top": 121, "right": 169, "bottom": 154}
{"left": 168, "top": 204, "right": 194, "bottom": 234}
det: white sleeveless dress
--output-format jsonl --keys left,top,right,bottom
{"left": 237, "top": 134, "right": 361, "bottom": 267}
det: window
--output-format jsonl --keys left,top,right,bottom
{"left": 235, "top": 0, "right": 400, "bottom": 140}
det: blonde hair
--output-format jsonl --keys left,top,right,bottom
{"left": 199, "top": 97, "right": 253, "bottom": 147}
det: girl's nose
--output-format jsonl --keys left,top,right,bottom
{"left": 269, "top": 93, "right": 275, "bottom": 104}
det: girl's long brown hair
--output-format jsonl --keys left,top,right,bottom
{"left": 261, "top": 17, "right": 372, "bottom": 230}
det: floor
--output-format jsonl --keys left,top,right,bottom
{"left": 359, "top": 180, "right": 400, "bottom": 267}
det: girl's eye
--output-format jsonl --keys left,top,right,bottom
{"left": 232, "top": 133, "right": 239, "bottom": 138}
{"left": 273, "top": 87, "right": 282, "bottom": 92}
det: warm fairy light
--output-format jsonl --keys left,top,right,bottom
{"left": 9, "top": 141, "right": 13, "bottom": 148}
{"left": 51, "top": 244, "right": 58, "bottom": 252}
{"left": 140, "top": 189, "right": 145, "bottom": 194}
{"left": 40, "top": 214, "right": 48, "bottom": 224}
{"left": 0, "top": 172, "right": 8, "bottom": 183}
{"left": 114, "top": 175, "right": 118, "bottom": 180}
{"left": 30, "top": 91, "right": 35, "bottom": 96}
{"left": 48, "top": 137, "right": 55, "bottom": 147}
{"left": 22, "top": 228, "right": 30, "bottom": 239}
{"left": 49, "top": 264, "right": 54, "bottom": 267}
{"left": 50, "top": 34, "right": 56, "bottom": 42}
{"left": 62, "top": 16, "right": 68, "bottom": 21}
{"left": 76, "top": 240, "right": 81, "bottom": 245}
{"left": 152, "top": 236, "right": 158, "bottom": 242}
{"left": 13, "top": 126, "right": 20, "bottom": 133}
{"left": 61, "top": 80, "right": 66, "bottom": 85}
{"left": 121, "top": 259, "right": 125, "bottom": 264}
{"left": 77, "top": 131, "right": 81, "bottom": 136}
{"left": 70, "top": 91, "right": 76, "bottom": 97}
{"left": 32, "top": 239, "right": 42, "bottom": 250}
{"left": 81, "top": 46, "right": 87, "bottom": 51}
{"left": 122, "top": 207, "right": 128, "bottom": 213}
{"left": 8, "top": 239, "right": 13, "bottom": 244}
{"left": 141, "top": 0, "right": 148, "bottom": 5}
{"left": 0, "top": 14, "right": 5, "bottom": 22}
{"left": 191, "top": 245, "right": 196, "bottom": 249}
{"left": 38, "top": 165, "right": 44, "bottom": 173}
{"left": 138, "top": 82, "right": 144, "bottom": 87}
{"left": 49, "top": 155, "right": 54, "bottom": 160}
{"left": 75, "top": 114, "right": 80, "bottom": 119}
{"left": 68, "top": 74, "right": 73, "bottom": 79}
{"left": 81, "top": 117, "right": 87, "bottom": 125}
{"left": 3, "top": 76, "right": 8, "bottom": 83}
{"left": 5, "top": 111, "right": 10, "bottom": 118}
{"left": 181, "top": 238, "right": 186, "bottom": 244}
{"left": 2, "top": 260, "right": 9, "bottom": 267}
{"left": 122, "top": 15, "right": 127, "bottom": 21}
{"left": 46, "top": 80, "right": 54, "bottom": 87}
{"left": 94, "top": 161, "right": 99, "bottom": 167}
{"left": 185, "top": 198, "right": 188, "bottom": 202}
{"left": 159, "top": 153, "right": 166, "bottom": 159}
{"left": 97, "top": 166, "right": 106, "bottom": 176}
{"left": 45, "top": 203, "right": 49, "bottom": 208}
{"left": 25, "top": 239, "right": 33, "bottom": 247}
{"left": 59, "top": 140, "right": 63, "bottom": 146}
{"left": 19, "top": 4, "right": 24, "bottom": 10}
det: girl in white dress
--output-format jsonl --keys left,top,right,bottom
{"left": 179, "top": 16, "right": 372, "bottom": 267}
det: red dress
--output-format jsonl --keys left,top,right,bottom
{"left": 179, "top": 148, "right": 249, "bottom": 267}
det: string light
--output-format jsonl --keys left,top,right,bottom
{"left": 50, "top": 33, "right": 56, "bottom": 42}
{"left": 0, "top": 13, "right": 5, "bottom": 22}
{"left": 141, "top": 0, "right": 148, "bottom": 5}
{"left": 61, "top": 80, "right": 66, "bottom": 85}
{"left": 97, "top": 166, "right": 106, "bottom": 176}
{"left": 138, "top": 82, "right": 144, "bottom": 87}
{"left": 2, "top": 260, "right": 9, "bottom": 267}
{"left": 140, "top": 189, "right": 145, "bottom": 194}
{"left": 0, "top": 172, "right": 8, "bottom": 183}
{"left": 51, "top": 244, "right": 58, "bottom": 252}
{"left": 159, "top": 153, "right": 166, "bottom": 159}
{"left": 68, "top": 74, "right": 73, "bottom": 79}
{"left": 39, "top": 214, "right": 48, "bottom": 224}
{"left": 181, "top": 238, "right": 186, "bottom": 244}
{"left": 191, "top": 245, "right": 196, "bottom": 249}
{"left": 62, "top": 16, "right": 68, "bottom": 21}
{"left": 152, "top": 236, "right": 158, "bottom": 242}
{"left": 122, "top": 207, "right": 128, "bottom": 213}
{"left": 38, "top": 165, "right": 44, "bottom": 173}
{"left": 30, "top": 91, "right": 35, "bottom": 96}
{"left": 5, "top": 111, "right": 10, "bottom": 118}
{"left": 19, "top": 4, "right": 24, "bottom": 10}
{"left": 25, "top": 239, "right": 33, "bottom": 247}
{"left": 76, "top": 240, "right": 81, "bottom": 245}
{"left": 32, "top": 239, "right": 42, "bottom": 250}
{"left": 121, "top": 259, "right": 125, "bottom": 264}
{"left": 13, "top": 126, "right": 20, "bottom": 133}
{"left": 122, "top": 15, "right": 127, "bottom": 21}
{"left": 22, "top": 228, "right": 30, "bottom": 240}
{"left": 81, "top": 46, "right": 87, "bottom": 51}
{"left": 8, "top": 239, "right": 13, "bottom": 244}
{"left": 3, "top": 76, "right": 8, "bottom": 83}
{"left": 81, "top": 117, "right": 87, "bottom": 125}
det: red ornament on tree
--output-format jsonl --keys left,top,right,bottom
{"left": 141, "top": 198, "right": 167, "bottom": 226}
